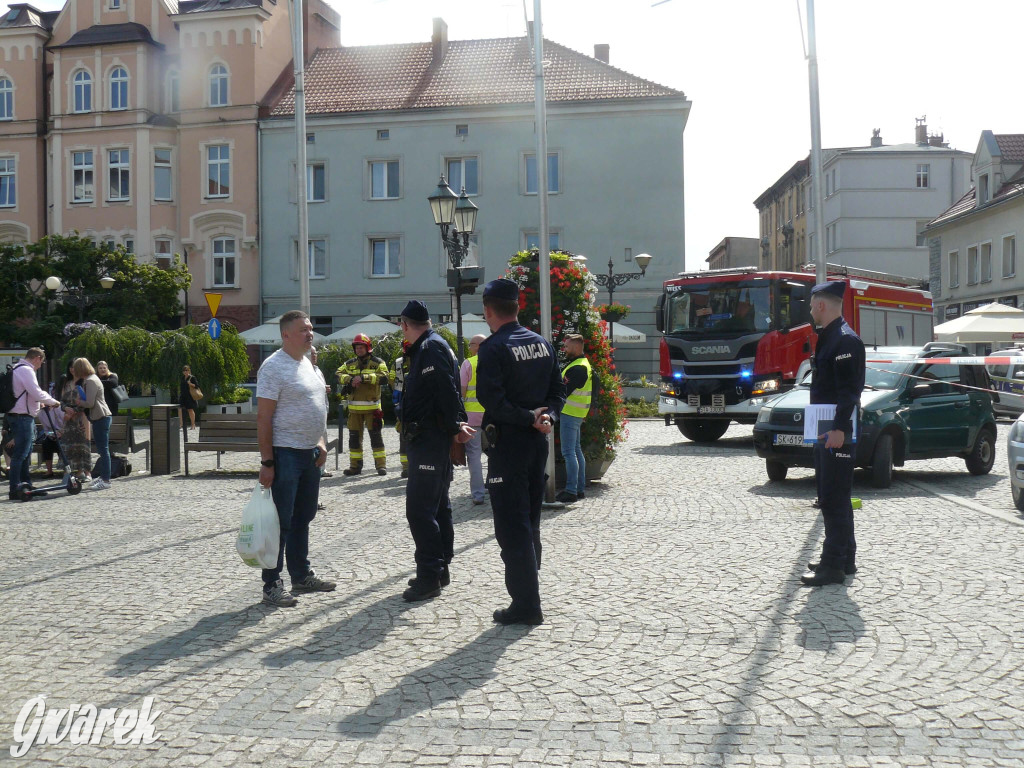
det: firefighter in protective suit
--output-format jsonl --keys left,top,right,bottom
{"left": 336, "top": 333, "right": 390, "bottom": 475}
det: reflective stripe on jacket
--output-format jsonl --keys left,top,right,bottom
{"left": 561, "top": 357, "right": 592, "bottom": 417}
{"left": 337, "top": 356, "right": 388, "bottom": 411}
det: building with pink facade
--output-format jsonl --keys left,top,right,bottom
{"left": 0, "top": 0, "right": 337, "bottom": 331}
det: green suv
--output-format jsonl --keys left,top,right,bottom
{"left": 752, "top": 343, "right": 997, "bottom": 487}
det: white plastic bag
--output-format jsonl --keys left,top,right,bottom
{"left": 236, "top": 484, "right": 281, "bottom": 569}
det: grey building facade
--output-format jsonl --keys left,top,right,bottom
{"left": 258, "top": 19, "right": 690, "bottom": 377}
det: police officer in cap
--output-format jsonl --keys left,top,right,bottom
{"left": 802, "top": 280, "right": 865, "bottom": 586}
{"left": 397, "top": 299, "right": 475, "bottom": 602}
{"left": 477, "top": 278, "right": 565, "bottom": 625}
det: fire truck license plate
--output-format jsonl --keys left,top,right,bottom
{"left": 773, "top": 434, "right": 804, "bottom": 446}
{"left": 697, "top": 406, "right": 724, "bottom": 415}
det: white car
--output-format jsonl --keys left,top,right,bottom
{"left": 987, "top": 347, "right": 1024, "bottom": 418}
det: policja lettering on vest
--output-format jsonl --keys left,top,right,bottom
{"left": 397, "top": 299, "right": 475, "bottom": 602}
{"left": 477, "top": 278, "right": 566, "bottom": 625}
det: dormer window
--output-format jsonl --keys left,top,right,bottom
{"left": 979, "top": 174, "right": 990, "bottom": 205}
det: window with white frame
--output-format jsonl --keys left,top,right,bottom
{"left": 0, "top": 157, "right": 14, "bottom": 207}
{"left": 948, "top": 251, "right": 959, "bottom": 288}
{"left": 826, "top": 223, "right": 837, "bottom": 253}
{"left": 212, "top": 237, "right": 236, "bottom": 287}
{"left": 109, "top": 0, "right": 121, "bottom": 8}
{"left": 166, "top": 70, "right": 179, "bottom": 113}
{"left": 155, "top": 237, "right": 173, "bottom": 269}
{"left": 446, "top": 156, "right": 478, "bottom": 195}
{"left": 1004, "top": 235, "right": 1017, "bottom": 278}
{"left": 916, "top": 164, "right": 930, "bottom": 188}
{"left": 967, "top": 245, "right": 979, "bottom": 285}
{"left": 295, "top": 238, "right": 327, "bottom": 279}
{"left": 123, "top": 237, "right": 134, "bottom": 254}
{"left": 109, "top": 66, "right": 128, "bottom": 110}
{"left": 73, "top": 70, "right": 92, "bottom": 113}
{"left": 981, "top": 241, "right": 992, "bottom": 282}
{"left": 72, "top": 150, "right": 94, "bottom": 202}
{"left": 524, "top": 231, "right": 560, "bottom": 251}
{"left": 0, "top": 78, "right": 12, "bottom": 120}
{"left": 370, "top": 237, "right": 401, "bottom": 276}
{"left": 916, "top": 220, "right": 929, "bottom": 247}
{"left": 107, "top": 149, "right": 130, "bottom": 201}
{"left": 369, "top": 160, "right": 399, "bottom": 199}
{"left": 154, "top": 148, "right": 172, "bottom": 201}
{"left": 307, "top": 163, "right": 325, "bottom": 202}
{"left": 209, "top": 64, "right": 228, "bottom": 107}
{"left": 206, "top": 144, "right": 229, "bottom": 198}
{"left": 525, "top": 153, "right": 559, "bottom": 194}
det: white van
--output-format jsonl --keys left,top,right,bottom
{"left": 987, "top": 347, "right": 1024, "bottom": 417}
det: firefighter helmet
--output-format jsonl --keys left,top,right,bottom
{"left": 352, "top": 333, "right": 372, "bottom": 353}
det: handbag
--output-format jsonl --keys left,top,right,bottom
{"left": 111, "top": 384, "right": 129, "bottom": 403}
{"left": 189, "top": 382, "right": 204, "bottom": 400}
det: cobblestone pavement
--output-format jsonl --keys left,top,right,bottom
{"left": 2, "top": 419, "right": 1023, "bottom": 767}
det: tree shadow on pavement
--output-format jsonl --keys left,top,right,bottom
{"left": 336, "top": 624, "right": 531, "bottom": 738}
{"left": 634, "top": 437, "right": 752, "bottom": 457}
{"left": 794, "top": 584, "right": 866, "bottom": 650}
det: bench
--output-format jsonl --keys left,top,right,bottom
{"left": 183, "top": 412, "right": 340, "bottom": 476}
{"left": 108, "top": 413, "right": 150, "bottom": 472}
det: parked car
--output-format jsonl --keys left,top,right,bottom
{"left": 1007, "top": 413, "right": 1024, "bottom": 511}
{"left": 986, "top": 346, "right": 1024, "bottom": 418}
{"left": 752, "top": 343, "right": 998, "bottom": 487}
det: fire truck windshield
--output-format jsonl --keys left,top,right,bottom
{"left": 666, "top": 280, "right": 774, "bottom": 337}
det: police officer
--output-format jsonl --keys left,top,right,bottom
{"left": 802, "top": 281, "right": 865, "bottom": 587}
{"left": 477, "top": 278, "right": 565, "bottom": 625}
{"left": 397, "top": 300, "right": 474, "bottom": 602}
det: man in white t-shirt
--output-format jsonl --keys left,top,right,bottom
{"left": 256, "top": 310, "right": 335, "bottom": 607}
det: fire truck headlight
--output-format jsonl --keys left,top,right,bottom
{"left": 756, "top": 406, "right": 771, "bottom": 424}
{"left": 752, "top": 377, "right": 780, "bottom": 395}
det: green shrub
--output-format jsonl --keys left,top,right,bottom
{"left": 207, "top": 386, "right": 252, "bottom": 405}
{"left": 624, "top": 399, "right": 660, "bottom": 418}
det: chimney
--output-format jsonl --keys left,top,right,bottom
{"left": 929, "top": 132, "right": 946, "bottom": 148}
{"left": 594, "top": 44, "right": 609, "bottom": 63}
{"left": 870, "top": 128, "right": 882, "bottom": 148}
{"left": 431, "top": 17, "right": 448, "bottom": 66}
{"left": 915, "top": 116, "right": 928, "bottom": 146}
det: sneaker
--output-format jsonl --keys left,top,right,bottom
{"left": 472, "top": 498, "right": 486, "bottom": 506}
{"left": 576, "top": 490, "right": 586, "bottom": 500}
{"left": 555, "top": 490, "right": 577, "bottom": 504}
{"left": 320, "top": 470, "right": 333, "bottom": 478}
{"left": 89, "top": 479, "right": 112, "bottom": 490}
{"left": 262, "top": 579, "right": 298, "bottom": 607}
{"left": 291, "top": 571, "right": 336, "bottom": 593}
{"left": 377, "top": 467, "right": 387, "bottom": 476}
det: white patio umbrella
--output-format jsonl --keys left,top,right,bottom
{"left": 324, "top": 314, "right": 399, "bottom": 342}
{"left": 442, "top": 313, "right": 491, "bottom": 339}
{"left": 238, "top": 315, "right": 328, "bottom": 346}
{"left": 603, "top": 321, "right": 647, "bottom": 343}
{"left": 933, "top": 302, "right": 1024, "bottom": 343}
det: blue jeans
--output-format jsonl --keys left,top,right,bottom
{"left": 91, "top": 415, "right": 112, "bottom": 482}
{"left": 465, "top": 427, "right": 485, "bottom": 502}
{"left": 262, "top": 447, "right": 320, "bottom": 588}
{"left": 559, "top": 413, "right": 586, "bottom": 495}
{"left": 8, "top": 414, "right": 35, "bottom": 492}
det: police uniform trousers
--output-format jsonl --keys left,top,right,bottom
{"left": 405, "top": 428, "right": 454, "bottom": 580}
{"left": 814, "top": 442, "right": 857, "bottom": 568}
{"left": 347, "top": 410, "right": 386, "bottom": 470}
{"left": 486, "top": 426, "right": 546, "bottom": 614}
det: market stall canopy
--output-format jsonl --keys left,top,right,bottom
{"left": 933, "top": 302, "right": 1024, "bottom": 343}
{"left": 442, "top": 313, "right": 491, "bottom": 339}
{"left": 238, "top": 315, "right": 328, "bottom": 346}
{"left": 603, "top": 321, "right": 647, "bottom": 343}
{"left": 325, "top": 314, "right": 399, "bottom": 342}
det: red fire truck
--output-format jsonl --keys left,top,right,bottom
{"left": 655, "top": 264, "right": 934, "bottom": 442}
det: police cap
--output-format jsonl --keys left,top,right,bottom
{"left": 400, "top": 300, "right": 430, "bottom": 323}
{"left": 482, "top": 278, "right": 519, "bottom": 302}
{"left": 811, "top": 281, "right": 846, "bottom": 300}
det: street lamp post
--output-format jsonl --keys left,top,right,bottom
{"left": 45, "top": 274, "right": 115, "bottom": 322}
{"left": 591, "top": 253, "right": 653, "bottom": 350}
{"left": 428, "top": 176, "right": 480, "bottom": 363}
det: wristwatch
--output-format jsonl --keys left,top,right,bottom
{"left": 260, "top": 459, "right": 275, "bottom": 468}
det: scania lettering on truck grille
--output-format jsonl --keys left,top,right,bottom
{"left": 653, "top": 265, "right": 933, "bottom": 443}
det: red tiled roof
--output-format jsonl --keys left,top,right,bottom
{"left": 270, "top": 36, "right": 683, "bottom": 116}
{"left": 995, "top": 134, "right": 1024, "bottom": 164}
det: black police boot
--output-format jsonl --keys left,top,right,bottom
{"left": 402, "top": 577, "right": 442, "bottom": 602}
{"left": 493, "top": 605, "right": 544, "bottom": 626}
{"left": 800, "top": 567, "right": 846, "bottom": 586}
{"left": 408, "top": 564, "right": 449, "bottom": 588}
{"left": 807, "top": 559, "right": 857, "bottom": 575}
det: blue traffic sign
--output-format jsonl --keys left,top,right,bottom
{"left": 208, "top": 317, "right": 221, "bottom": 340}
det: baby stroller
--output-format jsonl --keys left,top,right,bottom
{"left": 11, "top": 407, "right": 83, "bottom": 501}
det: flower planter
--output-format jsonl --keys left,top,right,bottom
{"left": 600, "top": 311, "right": 626, "bottom": 323}
{"left": 208, "top": 400, "right": 252, "bottom": 415}
{"left": 554, "top": 454, "right": 615, "bottom": 486}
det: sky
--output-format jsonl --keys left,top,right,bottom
{"left": 28, "top": 0, "right": 1024, "bottom": 271}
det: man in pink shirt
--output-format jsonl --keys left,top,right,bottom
{"left": 460, "top": 334, "right": 488, "bottom": 505}
{"left": 8, "top": 348, "right": 60, "bottom": 499}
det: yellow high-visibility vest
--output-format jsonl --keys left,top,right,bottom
{"left": 561, "top": 357, "right": 592, "bottom": 417}
{"left": 464, "top": 355, "right": 484, "bottom": 413}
